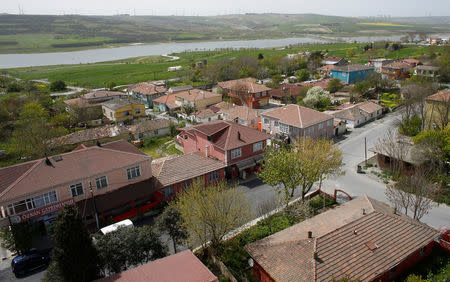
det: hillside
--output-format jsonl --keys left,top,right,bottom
{"left": 0, "top": 13, "right": 449, "bottom": 53}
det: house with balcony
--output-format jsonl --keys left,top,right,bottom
{"left": 176, "top": 121, "right": 271, "bottom": 179}
{"left": 330, "top": 65, "right": 374, "bottom": 84}
{"left": 246, "top": 195, "right": 440, "bottom": 282}
{"left": 102, "top": 98, "right": 146, "bottom": 122}
{"left": 260, "top": 104, "right": 334, "bottom": 142}
{"left": 381, "top": 61, "right": 412, "bottom": 80}
{"left": 217, "top": 78, "right": 271, "bottom": 109}
{"left": 0, "top": 140, "right": 157, "bottom": 234}
{"left": 126, "top": 82, "right": 167, "bottom": 108}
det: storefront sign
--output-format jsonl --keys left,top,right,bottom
{"left": 19, "top": 199, "right": 75, "bottom": 222}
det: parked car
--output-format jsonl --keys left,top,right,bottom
{"left": 11, "top": 248, "right": 51, "bottom": 277}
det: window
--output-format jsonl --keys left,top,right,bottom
{"left": 255, "top": 93, "right": 260, "bottom": 98}
{"left": 274, "top": 121, "right": 279, "bottom": 127}
{"left": 162, "top": 186, "right": 174, "bottom": 198}
{"left": 253, "top": 142, "right": 263, "bottom": 152}
{"left": 184, "top": 180, "right": 190, "bottom": 188}
{"left": 308, "top": 127, "right": 314, "bottom": 134}
{"left": 327, "top": 120, "right": 332, "bottom": 126}
{"left": 210, "top": 171, "right": 220, "bottom": 182}
{"left": 33, "top": 191, "right": 57, "bottom": 209}
{"left": 95, "top": 176, "right": 108, "bottom": 189}
{"left": 70, "top": 183, "right": 84, "bottom": 197}
{"left": 264, "top": 118, "right": 269, "bottom": 124}
{"left": 231, "top": 148, "right": 242, "bottom": 159}
{"left": 280, "top": 123, "right": 289, "bottom": 134}
{"left": 127, "top": 166, "right": 141, "bottom": 179}
{"left": 7, "top": 191, "right": 58, "bottom": 215}
{"left": 318, "top": 123, "right": 323, "bottom": 130}
{"left": 135, "top": 108, "right": 141, "bottom": 114}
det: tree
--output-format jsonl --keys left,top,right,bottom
{"left": 45, "top": 205, "right": 100, "bottom": 282}
{"left": 346, "top": 48, "right": 356, "bottom": 58}
{"left": 352, "top": 81, "right": 370, "bottom": 97}
{"left": 413, "top": 126, "right": 450, "bottom": 171}
{"left": 295, "top": 69, "right": 310, "bottom": 82}
{"left": 398, "top": 115, "right": 422, "bottom": 137}
{"left": 400, "top": 83, "right": 435, "bottom": 131}
{"left": 374, "top": 129, "right": 411, "bottom": 174}
{"left": 169, "top": 121, "right": 177, "bottom": 137}
{"left": 49, "top": 80, "right": 66, "bottom": 92}
{"left": 303, "top": 86, "right": 331, "bottom": 111}
{"left": 6, "top": 82, "right": 23, "bottom": 93}
{"left": 257, "top": 53, "right": 264, "bottom": 60}
{"left": 182, "top": 104, "right": 195, "bottom": 116}
{"left": 155, "top": 204, "right": 188, "bottom": 253}
{"left": 95, "top": 226, "right": 167, "bottom": 275}
{"left": 327, "top": 78, "right": 343, "bottom": 93}
{"left": 0, "top": 222, "right": 37, "bottom": 255}
{"left": 174, "top": 180, "right": 251, "bottom": 251}
{"left": 259, "top": 138, "right": 344, "bottom": 202}
{"left": 12, "top": 102, "right": 66, "bottom": 158}
{"left": 105, "top": 81, "right": 117, "bottom": 91}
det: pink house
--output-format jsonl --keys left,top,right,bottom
{"left": 176, "top": 121, "right": 271, "bottom": 179}
{"left": 260, "top": 104, "right": 334, "bottom": 142}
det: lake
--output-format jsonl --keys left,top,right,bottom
{"left": 0, "top": 34, "right": 443, "bottom": 69}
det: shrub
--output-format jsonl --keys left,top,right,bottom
{"left": 49, "top": 80, "right": 66, "bottom": 91}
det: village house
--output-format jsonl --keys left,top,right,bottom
{"left": 330, "top": 65, "right": 374, "bottom": 84}
{"left": 52, "top": 124, "right": 131, "bottom": 147}
{"left": 126, "top": 82, "right": 167, "bottom": 108}
{"left": 334, "top": 120, "right": 347, "bottom": 136}
{"left": 0, "top": 140, "right": 157, "bottom": 232}
{"left": 151, "top": 153, "right": 226, "bottom": 200}
{"left": 321, "top": 56, "right": 347, "bottom": 66}
{"left": 153, "top": 93, "right": 179, "bottom": 113}
{"left": 368, "top": 58, "right": 394, "bottom": 73}
{"left": 317, "top": 65, "right": 336, "bottom": 78}
{"left": 402, "top": 58, "right": 421, "bottom": 68}
{"left": 220, "top": 105, "right": 260, "bottom": 129}
{"left": 127, "top": 119, "right": 171, "bottom": 140}
{"left": 332, "top": 101, "right": 383, "bottom": 128}
{"left": 175, "top": 121, "right": 271, "bottom": 179}
{"left": 427, "top": 36, "right": 443, "bottom": 45}
{"left": 168, "top": 84, "right": 193, "bottom": 94}
{"left": 424, "top": 90, "right": 450, "bottom": 129}
{"left": 174, "top": 89, "right": 222, "bottom": 110}
{"left": 260, "top": 104, "right": 334, "bottom": 141}
{"left": 381, "top": 61, "right": 412, "bottom": 80}
{"left": 182, "top": 108, "right": 221, "bottom": 124}
{"left": 414, "top": 65, "right": 440, "bottom": 80}
{"left": 102, "top": 98, "right": 146, "bottom": 122}
{"left": 217, "top": 78, "right": 271, "bottom": 109}
{"left": 98, "top": 250, "right": 218, "bottom": 282}
{"left": 64, "top": 90, "right": 127, "bottom": 109}
{"left": 246, "top": 195, "right": 441, "bottom": 282}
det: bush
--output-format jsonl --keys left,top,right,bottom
{"left": 6, "top": 82, "right": 23, "bottom": 93}
{"left": 49, "top": 80, "right": 66, "bottom": 91}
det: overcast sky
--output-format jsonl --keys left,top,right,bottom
{"left": 3, "top": 0, "right": 450, "bottom": 17}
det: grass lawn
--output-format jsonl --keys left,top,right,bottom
{"left": 139, "top": 136, "right": 182, "bottom": 159}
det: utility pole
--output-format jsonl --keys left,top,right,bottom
{"left": 89, "top": 182, "right": 100, "bottom": 230}
{"left": 364, "top": 137, "right": 367, "bottom": 165}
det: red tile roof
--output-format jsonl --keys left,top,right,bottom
{"left": 127, "top": 82, "right": 167, "bottom": 95}
{"left": 153, "top": 93, "right": 179, "bottom": 109}
{"left": 0, "top": 140, "right": 150, "bottom": 203}
{"left": 246, "top": 195, "right": 440, "bottom": 282}
{"left": 261, "top": 104, "right": 333, "bottom": 128}
{"left": 384, "top": 61, "right": 412, "bottom": 70}
{"left": 174, "top": 89, "right": 221, "bottom": 102}
{"left": 53, "top": 125, "right": 130, "bottom": 146}
{"left": 354, "top": 101, "right": 383, "bottom": 114}
{"left": 220, "top": 106, "right": 258, "bottom": 123}
{"left": 218, "top": 77, "right": 271, "bottom": 93}
{"left": 181, "top": 121, "right": 271, "bottom": 150}
{"left": 97, "top": 250, "right": 218, "bottom": 282}
{"left": 152, "top": 153, "right": 225, "bottom": 187}
{"left": 269, "top": 84, "right": 302, "bottom": 98}
{"left": 82, "top": 90, "right": 125, "bottom": 100}
{"left": 426, "top": 90, "right": 450, "bottom": 102}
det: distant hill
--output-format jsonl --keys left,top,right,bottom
{"left": 0, "top": 13, "right": 449, "bottom": 53}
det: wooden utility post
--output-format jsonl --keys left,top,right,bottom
{"left": 364, "top": 137, "right": 367, "bottom": 165}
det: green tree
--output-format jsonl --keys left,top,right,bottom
{"left": 49, "top": 80, "right": 66, "bottom": 92}
{"left": 295, "top": 69, "right": 310, "bottom": 82}
{"left": 175, "top": 180, "right": 251, "bottom": 251}
{"left": 44, "top": 205, "right": 100, "bottom": 282}
{"left": 398, "top": 115, "right": 422, "bottom": 137}
{"left": 6, "top": 82, "right": 23, "bottom": 93}
{"left": 303, "top": 86, "right": 331, "bottom": 111}
{"left": 169, "top": 121, "right": 177, "bottom": 137}
{"left": 352, "top": 81, "right": 370, "bottom": 98}
{"left": 327, "top": 78, "right": 343, "bottom": 93}
{"left": 105, "top": 81, "right": 117, "bottom": 91}
{"left": 0, "top": 222, "right": 37, "bottom": 255}
{"left": 413, "top": 126, "right": 450, "bottom": 171}
{"left": 155, "top": 204, "right": 188, "bottom": 253}
{"left": 258, "top": 138, "right": 344, "bottom": 202}
{"left": 346, "top": 48, "right": 356, "bottom": 58}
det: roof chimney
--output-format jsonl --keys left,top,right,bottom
{"left": 361, "top": 208, "right": 366, "bottom": 215}
{"left": 307, "top": 231, "right": 312, "bottom": 239}
{"left": 313, "top": 251, "right": 319, "bottom": 260}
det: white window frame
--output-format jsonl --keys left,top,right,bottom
{"left": 70, "top": 183, "right": 84, "bottom": 197}
{"left": 253, "top": 142, "right": 263, "bottom": 152}
{"left": 127, "top": 166, "right": 141, "bottom": 180}
{"left": 231, "top": 148, "right": 242, "bottom": 159}
{"left": 95, "top": 175, "right": 109, "bottom": 189}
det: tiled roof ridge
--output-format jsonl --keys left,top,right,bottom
{"left": 223, "top": 122, "right": 234, "bottom": 150}
{"left": 0, "top": 159, "right": 42, "bottom": 199}
{"left": 297, "top": 105, "right": 304, "bottom": 128}
{"left": 96, "top": 144, "right": 151, "bottom": 159}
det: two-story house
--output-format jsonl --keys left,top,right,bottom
{"left": 381, "top": 61, "right": 412, "bottom": 80}
{"left": 174, "top": 89, "right": 222, "bottom": 110}
{"left": 260, "top": 104, "right": 334, "bottom": 142}
{"left": 102, "top": 98, "right": 146, "bottom": 122}
{"left": 175, "top": 121, "right": 271, "bottom": 179}
{"left": 217, "top": 78, "right": 271, "bottom": 109}
{"left": 330, "top": 65, "right": 374, "bottom": 84}
{"left": 0, "top": 140, "right": 157, "bottom": 235}
{"left": 126, "top": 82, "right": 167, "bottom": 108}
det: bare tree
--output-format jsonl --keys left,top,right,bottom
{"left": 374, "top": 129, "right": 410, "bottom": 174}
{"left": 400, "top": 83, "right": 435, "bottom": 131}
{"left": 385, "top": 184, "right": 412, "bottom": 215}
{"left": 429, "top": 95, "right": 450, "bottom": 129}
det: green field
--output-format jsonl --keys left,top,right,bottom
{"left": 2, "top": 43, "right": 440, "bottom": 88}
{"left": 0, "top": 13, "right": 449, "bottom": 53}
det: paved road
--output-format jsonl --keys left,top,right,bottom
{"left": 240, "top": 112, "right": 450, "bottom": 229}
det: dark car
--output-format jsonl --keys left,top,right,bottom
{"left": 11, "top": 248, "right": 51, "bottom": 277}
